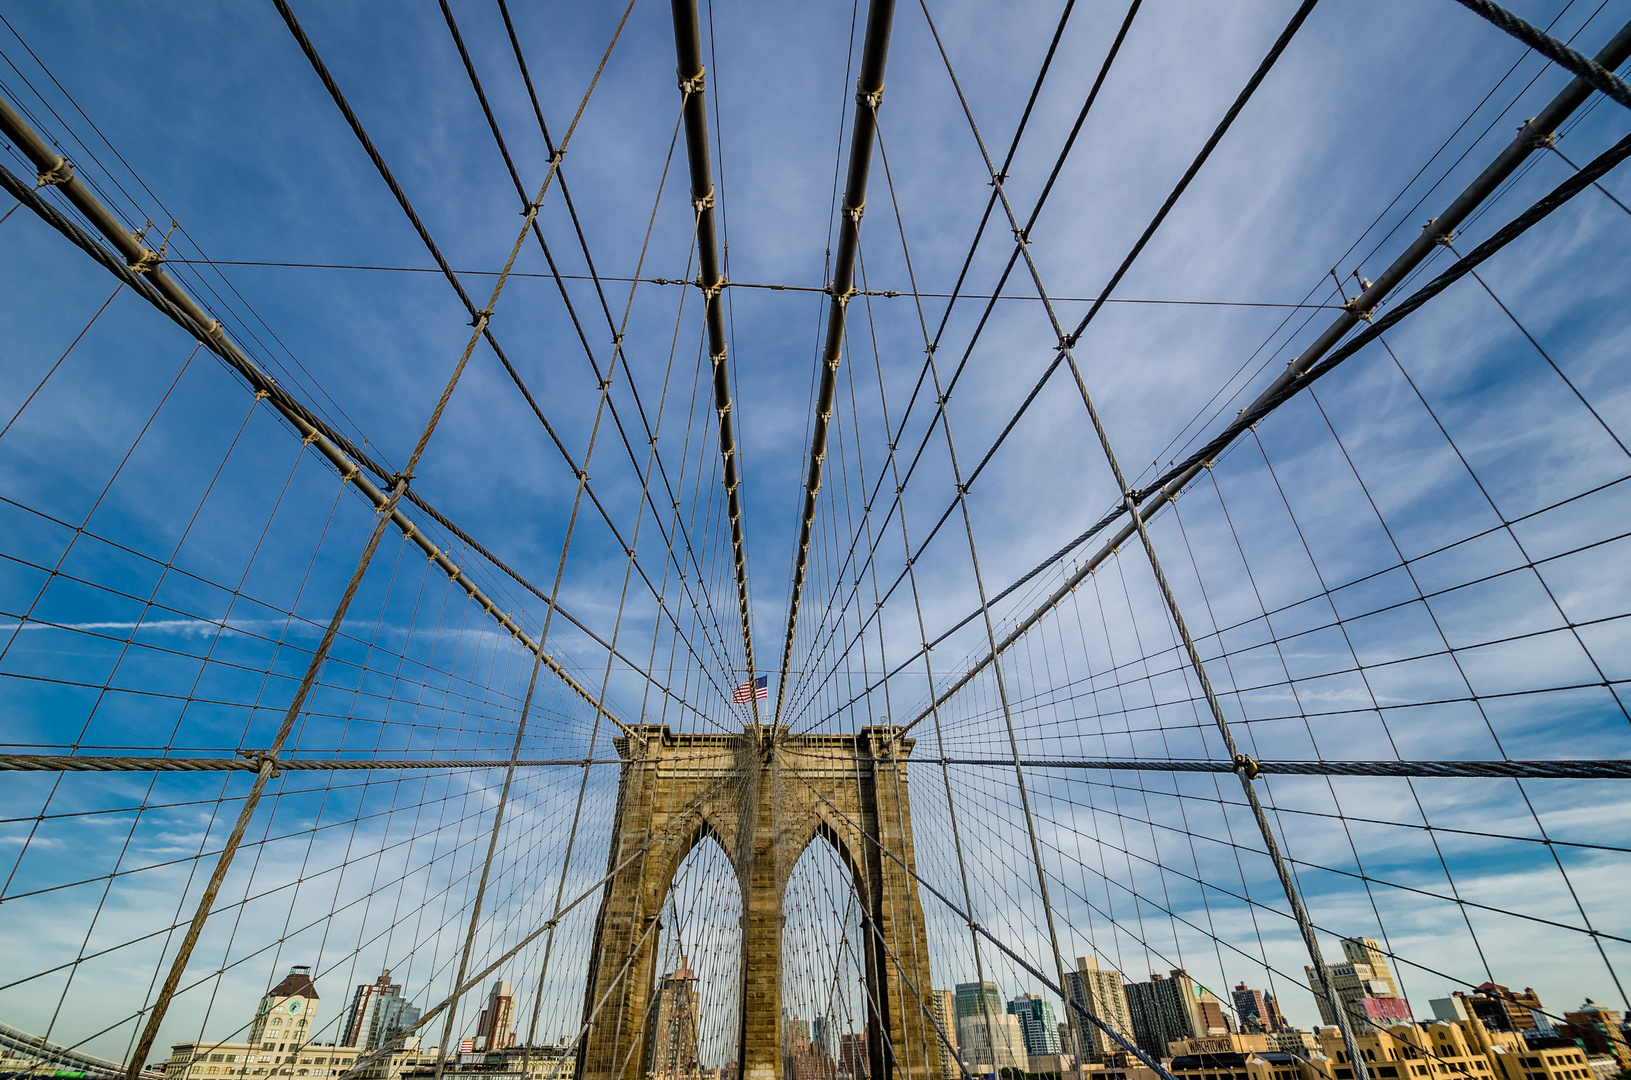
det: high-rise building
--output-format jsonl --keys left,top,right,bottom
{"left": 956, "top": 1012, "right": 1027, "bottom": 1076}
{"left": 1230, "top": 984, "right": 1284, "bottom": 1034}
{"left": 956, "top": 983, "right": 1005, "bottom": 1023}
{"left": 839, "top": 1033, "right": 869, "bottom": 1079}
{"left": 812, "top": 1016, "right": 838, "bottom": 1062}
{"left": 1063, "top": 957, "right": 1133, "bottom": 1063}
{"left": 344, "top": 970, "right": 423, "bottom": 1052}
{"left": 646, "top": 960, "right": 701, "bottom": 1079}
{"left": 249, "top": 965, "right": 320, "bottom": 1050}
{"left": 782, "top": 1010, "right": 812, "bottom": 1043}
{"left": 783, "top": 1009, "right": 825, "bottom": 1080}
{"left": 1122, "top": 972, "right": 1200, "bottom": 1057}
{"left": 474, "top": 980, "right": 515, "bottom": 1052}
{"left": 1006, "top": 995, "right": 1061, "bottom": 1056}
{"left": 1305, "top": 938, "right": 1410, "bottom": 1031}
{"left": 927, "top": 991, "right": 959, "bottom": 1079}
{"left": 1464, "top": 983, "right": 1545, "bottom": 1033}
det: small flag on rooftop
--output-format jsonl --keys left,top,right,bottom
{"left": 733, "top": 675, "right": 768, "bottom": 703}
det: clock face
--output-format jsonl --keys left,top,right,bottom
{"left": 288, "top": 1001, "right": 302, "bottom": 1014}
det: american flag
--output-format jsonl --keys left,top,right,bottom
{"left": 732, "top": 675, "right": 768, "bottom": 703}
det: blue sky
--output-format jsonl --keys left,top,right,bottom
{"left": 1, "top": 0, "right": 1629, "bottom": 1066}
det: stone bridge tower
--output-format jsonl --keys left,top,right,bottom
{"left": 576, "top": 725, "right": 937, "bottom": 1080}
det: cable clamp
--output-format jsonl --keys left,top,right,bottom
{"left": 547, "top": 148, "right": 566, "bottom": 168}
{"left": 692, "top": 187, "right": 715, "bottom": 213}
{"left": 1232, "top": 753, "right": 1261, "bottom": 780}
{"left": 1347, "top": 304, "right": 1375, "bottom": 323}
{"left": 128, "top": 248, "right": 163, "bottom": 274}
{"left": 341, "top": 464, "right": 360, "bottom": 484}
{"left": 711, "top": 349, "right": 729, "bottom": 366}
{"left": 470, "top": 309, "right": 493, "bottom": 328}
{"left": 239, "top": 749, "right": 283, "bottom": 778}
{"left": 700, "top": 277, "right": 726, "bottom": 301}
{"left": 678, "top": 67, "right": 706, "bottom": 95}
{"left": 1013, "top": 226, "right": 1030, "bottom": 245}
{"left": 1434, "top": 228, "right": 1457, "bottom": 247}
{"left": 302, "top": 429, "right": 320, "bottom": 447}
{"left": 36, "top": 155, "right": 75, "bottom": 187}
{"left": 254, "top": 389, "right": 270, "bottom": 402}
{"left": 845, "top": 200, "right": 865, "bottom": 225}
{"left": 856, "top": 81, "right": 884, "bottom": 110}
{"left": 989, "top": 172, "right": 1008, "bottom": 187}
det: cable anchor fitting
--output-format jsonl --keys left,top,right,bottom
{"left": 36, "top": 155, "right": 74, "bottom": 187}
{"left": 1232, "top": 753, "right": 1261, "bottom": 780}
{"left": 856, "top": 81, "right": 884, "bottom": 110}
{"left": 678, "top": 67, "right": 706, "bottom": 95}
{"left": 844, "top": 200, "right": 865, "bottom": 225}
{"left": 692, "top": 187, "right": 715, "bottom": 213}
{"left": 128, "top": 248, "right": 163, "bottom": 275}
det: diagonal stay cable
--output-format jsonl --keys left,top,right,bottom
{"left": 669, "top": 0, "right": 760, "bottom": 718}
{"left": 897, "top": 67, "right": 1631, "bottom": 736}
{"left": 273, "top": 0, "right": 743, "bottom": 714}
{"left": 121, "top": 85, "right": 563, "bottom": 1070}
{"left": 441, "top": 1, "right": 744, "bottom": 702}
{"left": 0, "top": 153, "right": 628, "bottom": 738}
{"left": 809, "top": 14, "right": 1631, "bottom": 738}
{"left": 772, "top": 0, "right": 896, "bottom": 728}
{"left": 1451, "top": 0, "right": 1631, "bottom": 109}
{"left": 773, "top": 0, "right": 1105, "bottom": 728}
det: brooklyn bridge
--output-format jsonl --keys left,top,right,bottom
{"left": 0, "top": 4, "right": 1627, "bottom": 1080}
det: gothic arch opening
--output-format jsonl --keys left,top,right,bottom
{"left": 780, "top": 830, "right": 870, "bottom": 1080}
{"left": 640, "top": 830, "right": 743, "bottom": 1080}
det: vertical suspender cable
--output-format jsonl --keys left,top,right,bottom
{"left": 671, "top": 0, "right": 761, "bottom": 730}
{"left": 771, "top": 0, "right": 897, "bottom": 730}
{"left": 1030, "top": 16, "right": 1631, "bottom": 645}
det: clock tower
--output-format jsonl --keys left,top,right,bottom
{"left": 249, "top": 965, "right": 321, "bottom": 1051}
